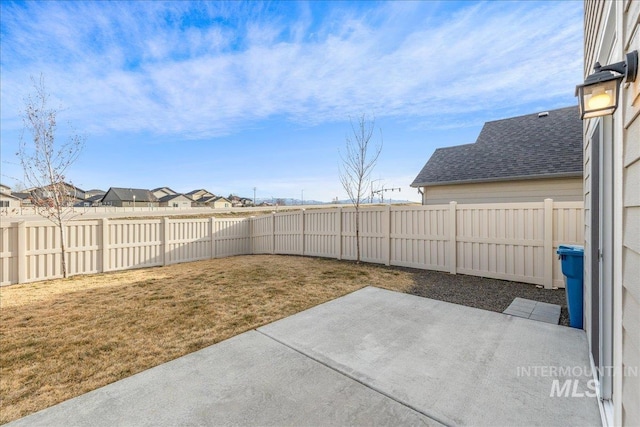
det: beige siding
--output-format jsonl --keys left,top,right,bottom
{"left": 212, "top": 199, "right": 231, "bottom": 209}
{"left": 422, "top": 177, "right": 583, "bottom": 205}
{"left": 0, "top": 194, "right": 21, "bottom": 208}
{"left": 585, "top": 0, "right": 640, "bottom": 424}
{"left": 621, "top": 0, "right": 640, "bottom": 424}
{"left": 584, "top": 0, "right": 605, "bottom": 76}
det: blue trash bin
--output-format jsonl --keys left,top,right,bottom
{"left": 557, "top": 245, "right": 584, "bottom": 329}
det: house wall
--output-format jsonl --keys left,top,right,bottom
{"left": 421, "top": 177, "right": 583, "bottom": 205}
{"left": 213, "top": 199, "right": 231, "bottom": 209}
{"left": 0, "top": 194, "right": 21, "bottom": 208}
{"left": 159, "top": 196, "right": 192, "bottom": 208}
{"left": 584, "top": 1, "right": 639, "bottom": 425}
{"left": 101, "top": 191, "right": 124, "bottom": 207}
{"left": 620, "top": 1, "right": 640, "bottom": 424}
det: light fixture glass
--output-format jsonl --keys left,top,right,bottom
{"left": 578, "top": 78, "right": 619, "bottom": 119}
{"left": 587, "top": 88, "right": 612, "bottom": 110}
{"left": 576, "top": 50, "right": 638, "bottom": 120}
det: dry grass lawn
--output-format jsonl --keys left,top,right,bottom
{"left": 0, "top": 255, "right": 414, "bottom": 424}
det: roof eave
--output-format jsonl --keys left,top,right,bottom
{"left": 410, "top": 171, "right": 583, "bottom": 188}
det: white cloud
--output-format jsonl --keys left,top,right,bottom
{"left": 1, "top": 1, "right": 582, "bottom": 140}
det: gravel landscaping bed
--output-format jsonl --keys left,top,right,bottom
{"left": 395, "top": 267, "right": 570, "bottom": 326}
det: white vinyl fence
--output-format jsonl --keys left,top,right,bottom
{"left": 0, "top": 200, "right": 583, "bottom": 288}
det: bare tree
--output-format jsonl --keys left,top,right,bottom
{"left": 339, "top": 114, "right": 382, "bottom": 263}
{"left": 17, "top": 75, "right": 85, "bottom": 278}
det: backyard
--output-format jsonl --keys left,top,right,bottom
{"left": 0, "top": 255, "right": 568, "bottom": 424}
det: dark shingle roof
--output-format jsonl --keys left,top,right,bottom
{"left": 106, "top": 187, "right": 158, "bottom": 202}
{"left": 86, "top": 194, "right": 104, "bottom": 203}
{"left": 411, "top": 106, "right": 583, "bottom": 187}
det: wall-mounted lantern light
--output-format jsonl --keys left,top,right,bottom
{"left": 575, "top": 50, "right": 638, "bottom": 119}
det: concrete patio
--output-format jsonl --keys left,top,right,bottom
{"left": 8, "top": 287, "right": 601, "bottom": 426}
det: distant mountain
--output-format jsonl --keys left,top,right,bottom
{"left": 255, "top": 198, "right": 416, "bottom": 206}
{"left": 255, "top": 198, "right": 327, "bottom": 206}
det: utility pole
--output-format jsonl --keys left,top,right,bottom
{"left": 301, "top": 189, "right": 304, "bottom": 206}
{"left": 371, "top": 186, "right": 401, "bottom": 203}
{"left": 253, "top": 187, "right": 256, "bottom": 206}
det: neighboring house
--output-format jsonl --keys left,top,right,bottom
{"left": 197, "top": 195, "right": 231, "bottom": 208}
{"left": 210, "top": 196, "right": 231, "bottom": 209}
{"left": 26, "top": 182, "right": 87, "bottom": 206}
{"left": 152, "top": 187, "right": 178, "bottom": 199}
{"left": 101, "top": 187, "right": 159, "bottom": 207}
{"left": 12, "top": 192, "right": 33, "bottom": 206}
{"left": 158, "top": 194, "right": 193, "bottom": 208}
{"left": 0, "top": 184, "right": 22, "bottom": 208}
{"left": 411, "top": 106, "right": 583, "bottom": 204}
{"left": 76, "top": 194, "right": 105, "bottom": 207}
{"left": 85, "top": 189, "right": 106, "bottom": 199}
{"left": 582, "top": 2, "right": 639, "bottom": 426}
{"left": 229, "top": 195, "right": 254, "bottom": 207}
{"left": 186, "top": 189, "right": 215, "bottom": 201}
{"left": 79, "top": 189, "right": 106, "bottom": 207}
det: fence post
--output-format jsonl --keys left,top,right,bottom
{"left": 17, "top": 221, "right": 26, "bottom": 284}
{"left": 101, "top": 218, "right": 109, "bottom": 273}
{"left": 337, "top": 207, "right": 343, "bottom": 260}
{"left": 449, "top": 201, "right": 457, "bottom": 275}
{"left": 249, "top": 216, "right": 255, "bottom": 255}
{"left": 163, "top": 217, "right": 170, "bottom": 266}
{"left": 300, "top": 209, "right": 305, "bottom": 255}
{"left": 271, "top": 213, "right": 276, "bottom": 255}
{"left": 384, "top": 205, "right": 391, "bottom": 266}
{"left": 210, "top": 217, "right": 217, "bottom": 259}
{"left": 543, "top": 198, "right": 554, "bottom": 289}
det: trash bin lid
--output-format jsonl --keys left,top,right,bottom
{"left": 557, "top": 244, "right": 584, "bottom": 255}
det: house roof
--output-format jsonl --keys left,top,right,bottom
{"left": 186, "top": 189, "right": 212, "bottom": 195}
{"left": 86, "top": 194, "right": 105, "bottom": 203}
{"left": 105, "top": 187, "right": 158, "bottom": 202}
{"left": 152, "top": 187, "right": 177, "bottom": 195}
{"left": 411, "top": 106, "right": 583, "bottom": 187}
{"left": 27, "top": 182, "right": 86, "bottom": 194}
{"left": 12, "top": 192, "right": 32, "bottom": 200}
{"left": 0, "top": 192, "right": 22, "bottom": 201}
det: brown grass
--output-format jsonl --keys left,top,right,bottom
{"left": 0, "top": 255, "right": 414, "bottom": 424}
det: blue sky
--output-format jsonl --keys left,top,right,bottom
{"left": 0, "top": 1, "right": 583, "bottom": 203}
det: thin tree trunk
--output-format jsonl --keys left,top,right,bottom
{"left": 355, "top": 207, "right": 361, "bottom": 263}
{"left": 58, "top": 220, "right": 67, "bottom": 278}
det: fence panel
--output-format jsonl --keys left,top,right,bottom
{"left": 358, "top": 208, "right": 386, "bottom": 264}
{"left": 274, "top": 212, "right": 302, "bottom": 255}
{"left": 304, "top": 209, "right": 339, "bottom": 258}
{"left": 340, "top": 209, "right": 357, "bottom": 261}
{"left": 166, "top": 218, "right": 212, "bottom": 264}
{"left": 455, "top": 203, "right": 546, "bottom": 285}
{"left": 66, "top": 220, "right": 101, "bottom": 276}
{"left": 0, "top": 223, "right": 19, "bottom": 285}
{"left": 107, "top": 219, "right": 163, "bottom": 271}
{"left": 24, "top": 221, "right": 63, "bottom": 282}
{"left": 251, "top": 215, "right": 274, "bottom": 254}
{"left": 390, "top": 206, "right": 450, "bottom": 271}
{"left": 214, "top": 218, "right": 251, "bottom": 257}
{"left": 552, "top": 202, "right": 584, "bottom": 287}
